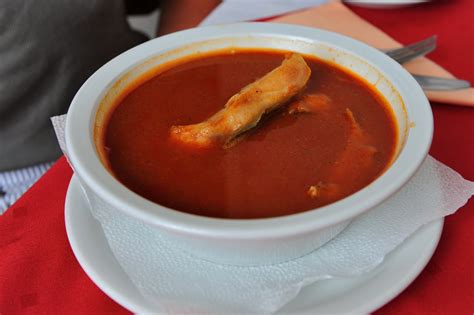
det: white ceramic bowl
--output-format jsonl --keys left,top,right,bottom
{"left": 65, "top": 23, "right": 432, "bottom": 266}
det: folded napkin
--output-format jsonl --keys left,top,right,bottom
{"left": 270, "top": 0, "right": 474, "bottom": 107}
{"left": 52, "top": 108, "right": 474, "bottom": 314}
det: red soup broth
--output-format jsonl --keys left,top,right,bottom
{"left": 98, "top": 49, "right": 397, "bottom": 219}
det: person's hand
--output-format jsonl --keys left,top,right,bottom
{"left": 158, "top": 0, "right": 221, "bottom": 36}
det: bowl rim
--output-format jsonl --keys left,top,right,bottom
{"left": 65, "top": 22, "right": 433, "bottom": 240}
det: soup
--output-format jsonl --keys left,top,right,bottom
{"left": 98, "top": 49, "right": 397, "bottom": 219}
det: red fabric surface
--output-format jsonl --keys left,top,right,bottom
{"left": 350, "top": 1, "right": 474, "bottom": 314}
{"left": 0, "top": 157, "right": 127, "bottom": 315}
{"left": 0, "top": 1, "right": 473, "bottom": 314}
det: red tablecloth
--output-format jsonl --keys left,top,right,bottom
{"left": 1, "top": 1, "right": 473, "bottom": 314}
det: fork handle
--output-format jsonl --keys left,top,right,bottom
{"left": 413, "top": 75, "right": 471, "bottom": 91}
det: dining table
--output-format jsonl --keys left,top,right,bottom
{"left": 0, "top": 0, "right": 473, "bottom": 314}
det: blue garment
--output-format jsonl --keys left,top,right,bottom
{"left": 0, "top": 162, "right": 53, "bottom": 213}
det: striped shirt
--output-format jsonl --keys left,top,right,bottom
{"left": 0, "top": 162, "right": 53, "bottom": 214}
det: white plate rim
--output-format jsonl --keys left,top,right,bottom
{"left": 65, "top": 175, "right": 443, "bottom": 314}
{"left": 343, "top": 0, "right": 429, "bottom": 8}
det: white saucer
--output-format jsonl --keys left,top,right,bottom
{"left": 65, "top": 175, "right": 443, "bottom": 314}
{"left": 343, "top": 0, "right": 429, "bottom": 9}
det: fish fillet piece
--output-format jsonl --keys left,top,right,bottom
{"left": 307, "top": 182, "right": 339, "bottom": 199}
{"left": 170, "top": 53, "right": 311, "bottom": 148}
{"left": 308, "top": 108, "right": 378, "bottom": 200}
{"left": 288, "top": 93, "right": 331, "bottom": 114}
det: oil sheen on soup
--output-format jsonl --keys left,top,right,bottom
{"left": 101, "top": 49, "right": 397, "bottom": 219}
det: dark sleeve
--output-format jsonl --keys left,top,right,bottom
{"left": 124, "top": 0, "right": 160, "bottom": 15}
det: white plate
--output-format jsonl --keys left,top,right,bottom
{"left": 65, "top": 175, "right": 443, "bottom": 314}
{"left": 343, "top": 0, "right": 429, "bottom": 9}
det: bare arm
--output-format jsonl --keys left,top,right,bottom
{"left": 157, "top": 0, "right": 221, "bottom": 36}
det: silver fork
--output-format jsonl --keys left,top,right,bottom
{"left": 383, "top": 36, "right": 470, "bottom": 90}
{"left": 384, "top": 35, "right": 437, "bottom": 64}
{"left": 412, "top": 75, "right": 471, "bottom": 90}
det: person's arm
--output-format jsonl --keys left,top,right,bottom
{"left": 157, "top": 0, "right": 221, "bottom": 36}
